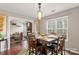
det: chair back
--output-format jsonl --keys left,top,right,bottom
{"left": 28, "top": 33, "right": 36, "bottom": 49}
{"left": 58, "top": 36, "right": 65, "bottom": 55}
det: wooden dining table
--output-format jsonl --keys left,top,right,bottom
{"left": 36, "top": 34, "right": 59, "bottom": 55}
{"left": 36, "top": 34, "right": 59, "bottom": 44}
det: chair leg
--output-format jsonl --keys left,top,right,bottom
{"left": 28, "top": 47, "right": 31, "bottom": 55}
{"left": 29, "top": 48, "right": 33, "bottom": 55}
{"left": 51, "top": 49, "right": 54, "bottom": 55}
{"left": 61, "top": 49, "right": 63, "bottom": 55}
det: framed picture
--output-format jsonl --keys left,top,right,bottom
{"left": 0, "top": 16, "right": 6, "bottom": 38}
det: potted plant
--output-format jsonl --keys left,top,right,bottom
{"left": 0, "top": 32, "right": 3, "bottom": 40}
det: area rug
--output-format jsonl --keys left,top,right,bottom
{"left": 18, "top": 49, "right": 69, "bottom": 55}
{"left": 18, "top": 49, "right": 29, "bottom": 55}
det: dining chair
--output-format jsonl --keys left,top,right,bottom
{"left": 58, "top": 36, "right": 65, "bottom": 55}
{"left": 28, "top": 33, "right": 36, "bottom": 55}
{"left": 46, "top": 38, "right": 59, "bottom": 55}
{"left": 35, "top": 39, "right": 43, "bottom": 55}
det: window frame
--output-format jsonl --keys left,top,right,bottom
{"left": 46, "top": 16, "right": 68, "bottom": 41}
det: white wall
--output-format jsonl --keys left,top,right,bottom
{"left": 68, "top": 7, "right": 79, "bottom": 51}
{"left": 40, "top": 6, "right": 79, "bottom": 52}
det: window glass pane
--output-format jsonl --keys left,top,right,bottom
{"left": 48, "top": 20, "right": 56, "bottom": 33}
{"left": 64, "top": 19, "right": 67, "bottom": 29}
{"left": 57, "top": 20, "right": 63, "bottom": 28}
{"left": 57, "top": 29, "right": 63, "bottom": 35}
{"left": 52, "top": 21, "right": 56, "bottom": 30}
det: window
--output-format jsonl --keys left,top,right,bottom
{"left": 47, "top": 16, "right": 68, "bottom": 40}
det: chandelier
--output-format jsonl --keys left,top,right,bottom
{"left": 37, "top": 3, "right": 42, "bottom": 20}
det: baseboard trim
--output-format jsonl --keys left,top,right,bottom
{"left": 65, "top": 49, "right": 79, "bottom": 55}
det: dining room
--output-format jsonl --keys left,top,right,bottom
{"left": 0, "top": 3, "right": 79, "bottom": 55}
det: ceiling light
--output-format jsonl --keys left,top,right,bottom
{"left": 37, "top": 3, "right": 42, "bottom": 20}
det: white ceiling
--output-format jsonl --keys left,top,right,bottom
{"left": 0, "top": 3, "right": 79, "bottom": 20}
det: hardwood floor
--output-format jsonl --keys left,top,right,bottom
{"left": 0, "top": 43, "right": 22, "bottom": 55}
{"left": 0, "top": 40, "right": 28, "bottom": 55}
{"left": 0, "top": 40, "right": 76, "bottom": 55}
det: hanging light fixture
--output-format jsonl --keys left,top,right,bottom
{"left": 37, "top": 3, "right": 42, "bottom": 20}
